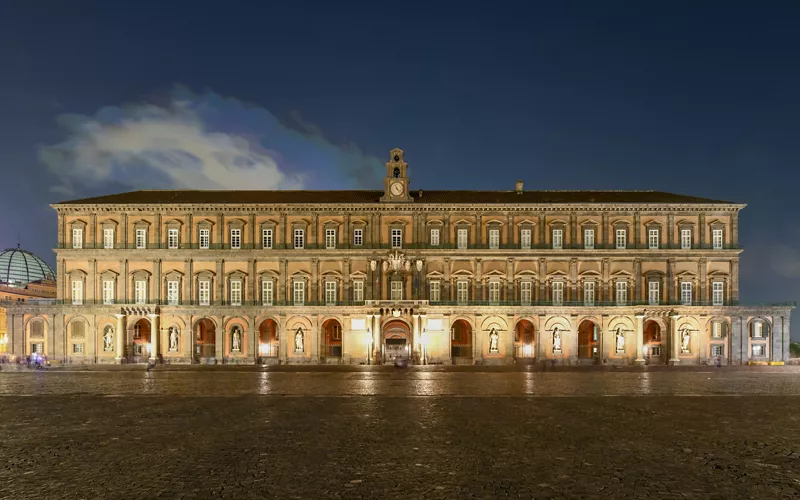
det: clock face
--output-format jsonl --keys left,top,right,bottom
{"left": 390, "top": 182, "right": 404, "bottom": 196}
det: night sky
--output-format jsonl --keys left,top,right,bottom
{"left": 1, "top": 3, "right": 798, "bottom": 337}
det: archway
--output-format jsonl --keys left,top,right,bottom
{"left": 451, "top": 319, "right": 473, "bottom": 363}
{"left": 130, "top": 318, "right": 151, "bottom": 362}
{"left": 644, "top": 320, "right": 664, "bottom": 363}
{"left": 194, "top": 318, "right": 216, "bottom": 361}
{"left": 382, "top": 319, "right": 410, "bottom": 363}
{"left": 258, "top": 319, "right": 279, "bottom": 360}
{"left": 578, "top": 320, "right": 599, "bottom": 359}
{"left": 514, "top": 320, "right": 535, "bottom": 359}
{"left": 321, "top": 319, "right": 343, "bottom": 359}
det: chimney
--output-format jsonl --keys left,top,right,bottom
{"left": 515, "top": 180, "right": 524, "bottom": 194}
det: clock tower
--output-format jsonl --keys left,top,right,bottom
{"left": 380, "top": 148, "right": 413, "bottom": 203}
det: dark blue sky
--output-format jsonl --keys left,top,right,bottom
{"left": 1, "top": 2, "right": 799, "bottom": 334}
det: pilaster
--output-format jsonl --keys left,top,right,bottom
{"left": 633, "top": 212, "right": 641, "bottom": 249}
{"left": 311, "top": 258, "right": 319, "bottom": 303}
{"left": 667, "top": 258, "right": 675, "bottom": 303}
{"left": 538, "top": 258, "right": 546, "bottom": 301}
{"left": 667, "top": 213, "right": 675, "bottom": 249}
{"left": 698, "top": 212, "right": 706, "bottom": 249}
{"left": 148, "top": 314, "right": 159, "bottom": 362}
{"left": 115, "top": 314, "right": 125, "bottom": 362}
{"left": 153, "top": 259, "right": 162, "bottom": 303}
{"left": 731, "top": 211, "right": 739, "bottom": 247}
{"left": 475, "top": 259, "right": 483, "bottom": 301}
{"left": 569, "top": 258, "right": 578, "bottom": 302}
{"left": 730, "top": 316, "right": 743, "bottom": 364}
{"left": 569, "top": 212, "right": 577, "bottom": 249}
{"left": 635, "top": 314, "right": 645, "bottom": 364}
{"left": 475, "top": 213, "right": 482, "bottom": 246}
{"left": 216, "top": 260, "right": 224, "bottom": 305}
{"left": 699, "top": 257, "right": 707, "bottom": 303}
{"left": 731, "top": 259, "right": 740, "bottom": 303}
{"left": 669, "top": 314, "right": 680, "bottom": 364}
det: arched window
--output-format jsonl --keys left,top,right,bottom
{"left": 393, "top": 167, "right": 400, "bottom": 178}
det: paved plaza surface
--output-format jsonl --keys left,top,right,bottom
{"left": 1, "top": 368, "right": 800, "bottom": 499}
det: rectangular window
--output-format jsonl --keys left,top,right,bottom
{"left": 489, "top": 229, "right": 500, "bottom": 250}
{"left": 584, "top": 229, "right": 594, "bottom": 250}
{"left": 615, "top": 229, "right": 626, "bottom": 249}
{"left": 681, "top": 281, "right": 692, "bottom": 305}
{"left": 390, "top": 281, "right": 403, "bottom": 300}
{"left": 325, "top": 281, "right": 337, "bottom": 305}
{"left": 712, "top": 282, "right": 724, "bottom": 306}
{"left": 72, "top": 228, "right": 83, "bottom": 249}
{"left": 73, "top": 343, "right": 84, "bottom": 354}
{"left": 712, "top": 321, "right": 722, "bottom": 338}
{"left": 262, "top": 280, "right": 273, "bottom": 306}
{"left": 230, "top": 281, "right": 242, "bottom": 306}
{"left": 648, "top": 281, "right": 660, "bottom": 305}
{"left": 429, "top": 281, "right": 440, "bottom": 302}
{"left": 325, "top": 229, "right": 336, "bottom": 249}
{"left": 262, "top": 229, "right": 273, "bottom": 249}
{"left": 71, "top": 280, "right": 83, "bottom": 305}
{"left": 352, "top": 281, "right": 364, "bottom": 302}
{"left": 552, "top": 281, "right": 564, "bottom": 306}
{"left": 712, "top": 229, "right": 723, "bottom": 249}
{"left": 753, "top": 322, "right": 763, "bottom": 338}
{"left": 711, "top": 344, "right": 724, "bottom": 357}
{"left": 103, "top": 228, "right": 114, "bottom": 249}
{"left": 457, "top": 228, "right": 468, "bottom": 250}
{"left": 520, "top": 281, "right": 532, "bottom": 305}
{"left": 648, "top": 229, "right": 659, "bottom": 249}
{"left": 488, "top": 281, "right": 500, "bottom": 304}
{"left": 520, "top": 229, "right": 531, "bottom": 250}
{"left": 681, "top": 229, "right": 692, "bottom": 249}
{"left": 293, "top": 281, "right": 305, "bottom": 305}
{"left": 430, "top": 228, "right": 440, "bottom": 247}
{"left": 294, "top": 229, "right": 304, "bottom": 249}
{"left": 167, "top": 280, "right": 179, "bottom": 305}
{"left": 584, "top": 281, "right": 595, "bottom": 306}
{"left": 616, "top": 281, "right": 627, "bottom": 306}
{"left": 135, "top": 280, "right": 147, "bottom": 305}
{"left": 456, "top": 281, "right": 469, "bottom": 304}
{"left": 752, "top": 344, "right": 764, "bottom": 357}
{"left": 136, "top": 229, "right": 147, "bottom": 249}
{"left": 552, "top": 229, "right": 563, "bottom": 250}
{"left": 168, "top": 228, "right": 179, "bottom": 249}
{"left": 102, "top": 280, "right": 115, "bottom": 305}
{"left": 353, "top": 228, "right": 363, "bottom": 247}
{"left": 199, "top": 229, "right": 210, "bottom": 249}
{"left": 391, "top": 229, "right": 402, "bottom": 249}
{"left": 198, "top": 280, "right": 210, "bottom": 306}
{"left": 230, "top": 229, "right": 241, "bottom": 249}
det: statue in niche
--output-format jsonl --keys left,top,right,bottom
{"left": 295, "top": 328, "right": 304, "bottom": 352}
{"left": 102, "top": 327, "right": 113, "bottom": 352}
{"left": 169, "top": 327, "right": 179, "bottom": 351}
{"left": 232, "top": 328, "right": 241, "bottom": 352}
{"left": 553, "top": 327, "right": 562, "bottom": 352}
{"left": 489, "top": 329, "right": 499, "bottom": 353}
{"left": 615, "top": 327, "right": 625, "bottom": 352}
{"left": 681, "top": 328, "right": 691, "bottom": 352}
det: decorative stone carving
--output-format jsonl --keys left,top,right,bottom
{"left": 370, "top": 260, "right": 377, "bottom": 272}
{"left": 232, "top": 328, "right": 241, "bottom": 352}
{"left": 388, "top": 250, "right": 405, "bottom": 272}
{"left": 102, "top": 327, "right": 113, "bottom": 352}
{"left": 616, "top": 327, "right": 625, "bottom": 353}
{"left": 489, "top": 329, "right": 499, "bottom": 353}
{"left": 681, "top": 328, "right": 690, "bottom": 353}
{"left": 553, "top": 326, "right": 562, "bottom": 352}
{"left": 295, "top": 328, "right": 304, "bottom": 352}
{"left": 382, "top": 260, "right": 388, "bottom": 272}
{"left": 169, "top": 327, "right": 179, "bottom": 351}
{"left": 416, "top": 259, "right": 423, "bottom": 272}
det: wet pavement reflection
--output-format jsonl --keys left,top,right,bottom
{"left": 2, "top": 368, "right": 800, "bottom": 397}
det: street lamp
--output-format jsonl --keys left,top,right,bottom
{"left": 366, "top": 328, "right": 372, "bottom": 365}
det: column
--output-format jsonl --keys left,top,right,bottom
{"left": 249, "top": 214, "right": 256, "bottom": 249}
{"left": 570, "top": 258, "right": 578, "bottom": 303}
{"left": 475, "top": 259, "right": 483, "bottom": 301}
{"left": 153, "top": 259, "right": 162, "bottom": 303}
{"left": 730, "top": 259, "right": 740, "bottom": 303}
{"left": 149, "top": 313, "right": 159, "bottom": 362}
{"left": 633, "top": 212, "right": 641, "bottom": 249}
{"left": 634, "top": 259, "right": 642, "bottom": 303}
{"left": 698, "top": 213, "right": 706, "bottom": 249}
{"left": 667, "top": 258, "right": 675, "bottom": 304}
{"left": 58, "top": 212, "right": 65, "bottom": 249}
{"left": 506, "top": 258, "right": 514, "bottom": 302}
{"left": 634, "top": 314, "right": 645, "bottom": 363}
{"left": 601, "top": 212, "right": 608, "bottom": 249}
{"left": 667, "top": 213, "right": 675, "bottom": 249}
{"left": 569, "top": 213, "right": 577, "bottom": 249}
{"left": 216, "top": 260, "right": 224, "bottom": 305}
{"left": 475, "top": 214, "right": 482, "bottom": 247}
{"left": 731, "top": 211, "right": 739, "bottom": 247}
{"left": 115, "top": 314, "right": 125, "bottom": 363}
{"left": 311, "top": 258, "right": 319, "bottom": 304}
{"left": 412, "top": 314, "right": 419, "bottom": 355}
{"left": 88, "top": 259, "right": 96, "bottom": 302}
{"left": 538, "top": 258, "right": 546, "bottom": 302}
{"left": 669, "top": 314, "right": 680, "bottom": 364}
{"left": 730, "top": 316, "right": 742, "bottom": 364}
{"left": 699, "top": 257, "right": 707, "bottom": 304}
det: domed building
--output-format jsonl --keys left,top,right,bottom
{"left": 0, "top": 246, "right": 56, "bottom": 356}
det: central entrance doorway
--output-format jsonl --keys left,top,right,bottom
{"left": 382, "top": 320, "right": 410, "bottom": 363}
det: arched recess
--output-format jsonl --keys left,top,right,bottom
{"left": 643, "top": 319, "right": 664, "bottom": 363}
{"left": 129, "top": 317, "right": 152, "bottom": 361}
{"left": 450, "top": 318, "right": 473, "bottom": 362}
{"left": 193, "top": 318, "right": 216, "bottom": 360}
{"left": 258, "top": 318, "right": 279, "bottom": 359}
{"left": 577, "top": 319, "right": 599, "bottom": 359}
{"left": 321, "top": 318, "right": 343, "bottom": 358}
{"left": 25, "top": 316, "right": 48, "bottom": 357}
{"left": 382, "top": 319, "right": 410, "bottom": 363}
{"left": 514, "top": 319, "right": 535, "bottom": 359}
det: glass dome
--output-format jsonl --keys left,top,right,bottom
{"left": 0, "top": 247, "right": 55, "bottom": 287}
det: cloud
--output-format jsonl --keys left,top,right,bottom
{"left": 40, "top": 86, "right": 384, "bottom": 197}
{"left": 768, "top": 244, "right": 800, "bottom": 279}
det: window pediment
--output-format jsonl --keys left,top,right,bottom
{"left": 547, "top": 270, "right": 568, "bottom": 277}
{"left": 197, "top": 219, "right": 215, "bottom": 228}
{"left": 322, "top": 220, "right": 341, "bottom": 227}
{"left": 516, "top": 219, "right": 536, "bottom": 226}
{"left": 612, "top": 219, "right": 631, "bottom": 226}
{"left": 226, "top": 270, "right": 247, "bottom": 279}
{"left": 610, "top": 270, "right": 634, "bottom": 277}
{"left": 99, "top": 219, "right": 119, "bottom": 228}
{"left": 291, "top": 270, "right": 311, "bottom": 279}
{"left": 484, "top": 269, "right": 506, "bottom": 277}
{"left": 485, "top": 219, "right": 504, "bottom": 226}
{"left": 675, "top": 270, "right": 697, "bottom": 279}
{"left": 164, "top": 218, "right": 184, "bottom": 227}
{"left": 707, "top": 270, "right": 730, "bottom": 279}
{"left": 350, "top": 219, "right": 368, "bottom": 226}
{"left": 164, "top": 270, "right": 184, "bottom": 280}
{"left": 644, "top": 220, "right": 662, "bottom": 227}
{"left": 425, "top": 219, "right": 444, "bottom": 226}
{"left": 194, "top": 270, "right": 216, "bottom": 279}
{"left": 579, "top": 270, "right": 601, "bottom": 277}
{"left": 132, "top": 219, "right": 151, "bottom": 227}
{"left": 131, "top": 269, "right": 152, "bottom": 280}
{"left": 291, "top": 220, "right": 309, "bottom": 227}
{"left": 227, "top": 218, "right": 246, "bottom": 228}
{"left": 321, "top": 270, "right": 343, "bottom": 278}
{"left": 452, "top": 270, "right": 474, "bottom": 277}
{"left": 69, "top": 219, "right": 88, "bottom": 228}
{"left": 388, "top": 219, "right": 408, "bottom": 226}
{"left": 66, "top": 269, "right": 88, "bottom": 278}
{"left": 708, "top": 219, "right": 726, "bottom": 228}
{"left": 99, "top": 270, "right": 119, "bottom": 280}
{"left": 350, "top": 270, "right": 368, "bottom": 279}
{"left": 260, "top": 220, "right": 278, "bottom": 228}
{"left": 514, "top": 270, "right": 537, "bottom": 278}
{"left": 547, "top": 219, "right": 567, "bottom": 226}
{"left": 579, "top": 219, "right": 599, "bottom": 226}
{"left": 644, "top": 270, "right": 666, "bottom": 278}
{"left": 258, "top": 270, "right": 279, "bottom": 279}
{"left": 676, "top": 219, "right": 696, "bottom": 226}
{"left": 453, "top": 219, "right": 472, "bottom": 226}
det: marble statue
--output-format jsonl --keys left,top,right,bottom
{"left": 553, "top": 327, "right": 562, "bottom": 352}
{"left": 102, "top": 327, "right": 113, "bottom": 351}
{"left": 169, "top": 327, "right": 179, "bottom": 351}
{"left": 232, "top": 329, "right": 241, "bottom": 351}
{"left": 616, "top": 327, "right": 625, "bottom": 352}
{"left": 295, "top": 329, "right": 304, "bottom": 352}
{"left": 489, "top": 329, "right": 499, "bottom": 353}
{"left": 681, "top": 328, "right": 690, "bottom": 352}
{"left": 370, "top": 260, "right": 377, "bottom": 272}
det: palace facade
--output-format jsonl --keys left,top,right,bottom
{"left": 3, "top": 149, "right": 794, "bottom": 365}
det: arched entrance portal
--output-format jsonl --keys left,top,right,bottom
{"left": 258, "top": 319, "right": 279, "bottom": 361}
{"left": 321, "top": 319, "right": 343, "bottom": 360}
{"left": 644, "top": 320, "right": 664, "bottom": 363}
{"left": 451, "top": 319, "right": 473, "bottom": 364}
{"left": 578, "top": 320, "right": 599, "bottom": 360}
{"left": 129, "top": 318, "right": 151, "bottom": 362}
{"left": 514, "top": 320, "right": 535, "bottom": 359}
{"left": 382, "top": 320, "right": 410, "bottom": 363}
{"left": 194, "top": 319, "right": 216, "bottom": 362}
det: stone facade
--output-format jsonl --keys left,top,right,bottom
{"left": 4, "top": 149, "right": 794, "bottom": 365}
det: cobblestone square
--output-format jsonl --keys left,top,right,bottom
{"left": 1, "top": 369, "right": 799, "bottom": 499}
